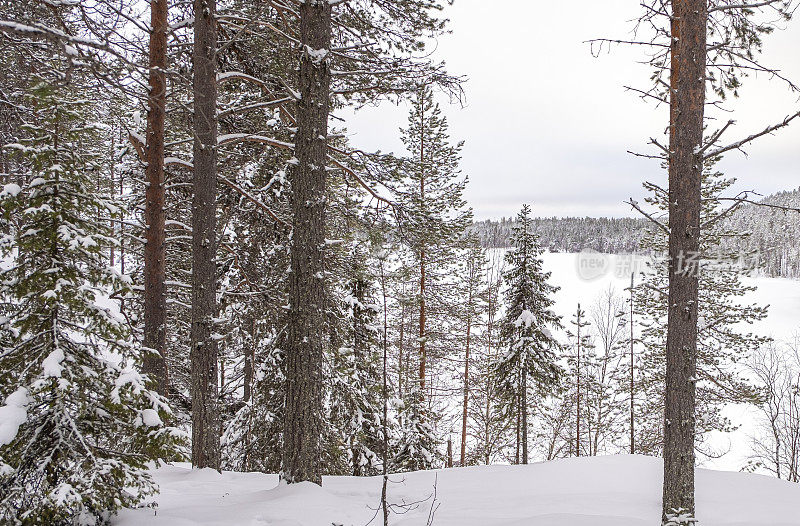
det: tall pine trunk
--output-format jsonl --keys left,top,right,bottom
{"left": 282, "top": 0, "right": 332, "bottom": 486}
{"left": 629, "top": 273, "right": 635, "bottom": 454}
{"left": 418, "top": 92, "right": 427, "bottom": 399}
{"left": 663, "top": 0, "right": 706, "bottom": 520}
{"left": 418, "top": 254, "right": 426, "bottom": 395}
{"left": 143, "top": 0, "right": 169, "bottom": 395}
{"left": 398, "top": 302, "right": 405, "bottom": 399}
{"left": 190, "top": 0, "right": 220, "bottom": 470}
{"left": 460, "top": 290, "right": 473, "bottom": 466}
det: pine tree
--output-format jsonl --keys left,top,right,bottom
{"left": 190, "top": 0, "right": 221, "bottom": 471}
{"left": 141, "top": 0, "right": 169, "bottom": 396}
{"left": 566, "top": 304, "right": 592, "bottom": 457}
{"left": 493, "top": 204, "right": 562, "bottom": 465}
{"left": 619, "top": 1, "right": 798, "bottom": 519}
{"left": 395, "top": 85, "right": 471, "bottom": 469}
{"left": 456, "top": 235, "right": 487, "bottom": 465}
{"left": 282, "top": 0, "right": 333, "bottom": 485}
{"left": 0, "top": 82, "right": 179, "bottom": 525}
{"left": 636, "top": 167, "right": 767, "bottom": 455}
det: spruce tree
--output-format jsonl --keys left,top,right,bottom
{"left": 493, "top": 204, "right": 562, "bottom": 465}
{"left": 330, "top": 254, "right": 387, "bottom": 476}
{"left": 393, "top": 388, "right": 439, "bottom": 472}
{"left": 0, "top": 82, "right": 178, "bottom": 525}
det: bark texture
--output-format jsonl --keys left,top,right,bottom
{"left": 629, "top": 273, "right": 635, "bottom": 455}
{"left": 282, "top": 0, "right": 332, "bottom": 486}
{"left": 418, "top": 99, "right": 427, "bottom": 398}
{"left": 190, "top": 0, "right": 220, "bottom": 470}
{"left": 143, "top": 0, "right": 169, "bottom": 396}
{"left": 663, "top": 0, "right": 706, "bottom": 521}
{"left": 576, "top": 306, "right": 582, "bottom": 458}
{"left": 521, "top": 370, "right": 528, "bottom": 464}
{"left": 460, "top": 293, "right": 472, "bottom": 466}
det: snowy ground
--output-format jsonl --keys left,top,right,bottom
{"left": 114, "top": 252, "right": 800, "bottom": 525}
{"left": 116, "top": 455, "right": 800, "bottom": 526}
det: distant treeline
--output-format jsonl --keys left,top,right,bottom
{"left": 475, "top": 187, "right": 800, "bottom": 279}
{"left": 471, "top": 216, "right": 648, "bottom": 253}
{"left": 721, "top": 187, "right": 800, "bottom": 279}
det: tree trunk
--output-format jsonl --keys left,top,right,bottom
{"left": 630, "top": 272, "right": 635, "bottom": 455}
{"left": 190, "top": 0, "right": 220, "bottom": 470}
{"left": 663, "top": 0, "right": 706, "bottom": 521}
{"left": 418, "top": 90, "right": 427, "bottom": 399}
{"left": 576, "top": 305, "right": 581, "bottom": 458}
{"left": 143, "top": 0, "right": 169, "bottom": 396}
{"left": 521, "top": 368, "right": 528, "bottom": 465}
{"left": 460, "top": 289, "right": 473, "bottom": 466}
{"left": 419, "top": 252, "right": 426, "bottom": 395}
{"left": 282, "top": 0, "right": 332, "bottom": 486}
{"left": 446, "top": 436, "right": 453, "bottom": 468}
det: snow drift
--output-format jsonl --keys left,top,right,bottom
{"left": 115, "top": 455, "right": 800, "bottom": 526}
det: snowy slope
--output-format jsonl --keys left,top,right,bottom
{"left": 115, "top": 455, "right": 800, "bottom": 526}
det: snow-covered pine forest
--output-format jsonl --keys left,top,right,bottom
{"left": 1, "top": 1, "right": 800, "bottom": 525}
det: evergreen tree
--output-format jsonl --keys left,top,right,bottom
{"left": 456, "top": 235, "right": 488, "bottom": 465}
{"left": 0, "top": 82, "right": 179, "bottom": 525}
{"left": 393, "top": 388, "right": 440, "bottom": 472}
{"left": 329, "top": 254, "right": 387, "bottom": 476}
{"left": 635, "top": 166, "right": 767, "bottom": 455}
{"left": 493, "top": 204, "right": 562, "bottom": 464}
{"left": 565, "top": 304, "right": 593, "bottom": 457}
{"left": 394, "top": 85, "right": 471, "bottom": 469}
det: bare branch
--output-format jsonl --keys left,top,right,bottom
{"left": 704, "top": 109, "right": 800, "bottom": 159}
{"left": 625, "top": 198, "right": 670, "bottom": 234}
{"left": 709, "top": 1, "right": 786, "bottom": 13}
{"left": 698, "top": 119, "right": 735, "bottom": 155}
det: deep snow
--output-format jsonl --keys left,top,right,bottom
{"left": 115, "top": 455, "right": 800, "bottom": 526}
{"left": 113, "top": 252, "right": 800, "bottom": 524}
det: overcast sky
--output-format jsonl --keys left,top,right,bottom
{"left": 338, "top": 0, "right": 800, "bottom": 220}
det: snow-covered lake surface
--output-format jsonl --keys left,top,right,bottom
{"left": 538, "top": 252, "right": 800, "bottom": 472}
{"left": 540, "top": 251, "right": 800, "bottom": 342}
{"left": 116, "top": 455, "right": 800, "bottom": 526}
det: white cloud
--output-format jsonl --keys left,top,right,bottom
{"left": 339, "top": 0, "right": 800, "bottom": 219}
